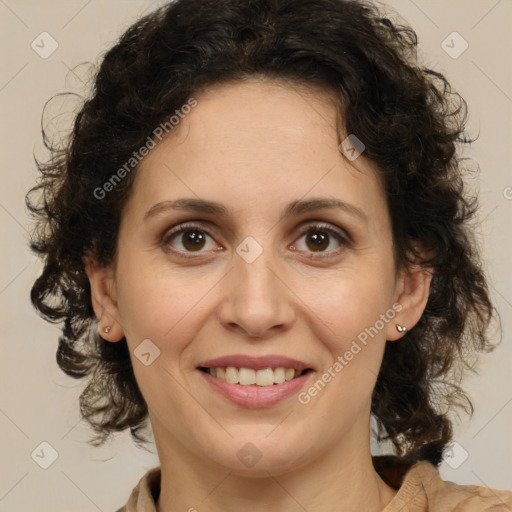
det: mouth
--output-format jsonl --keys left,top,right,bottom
{"left": 198, "top": 366, "right": 313, "bottom": 386}
{"left": 196, "top": 355, "right": 315, "bottom": 408}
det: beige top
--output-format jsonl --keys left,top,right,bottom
{"left": 115, "top": 458, "right": 512, "bottom": 511}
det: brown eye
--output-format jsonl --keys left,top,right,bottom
{"left": 304, "top": 231, "right": 330, "bottom": 252}
{"left": 292, "top": 223, "right": 350, "bottom": 258}
{"left": 162, "top": 224, "right": 218, "bottom": 255}
{"left": 179, "top": 229, "right": 207, "bottom": 251}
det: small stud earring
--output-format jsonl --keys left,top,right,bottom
{"left": 103, "top": 326, "right": 111, "bottom": 334}
{"left": 396, "top": 324, "right": 407, "bottom": 333}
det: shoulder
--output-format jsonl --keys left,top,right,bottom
{"left": 116, "top": 460, "right": 512, "bottom": 512}
{"left": 423, "top": 464, "right": 512, "bottom": 512}
{"left": 381, "top": 458, "right": 512, "bottom": 512}
{"left": 115, "top": 466, "right": 161, "bottom": 512}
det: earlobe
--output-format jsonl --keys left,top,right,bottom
{"left": 84, "top": 254, "right": 125, "bottom": 342}
{"left": 386, "top": 263, "right": 433, "bottom": 342}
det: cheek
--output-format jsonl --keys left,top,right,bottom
{"left": 300, "top": 267, "right": 395, "bottom": 349}
{"left": 115, "top": 256, "right": 219, "bottom": 346}
{"left": 303, "top": 270, "right": 396, "bottom": 404}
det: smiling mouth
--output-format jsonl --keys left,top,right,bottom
{"left": 198, "top": 366, "right": 313, "bottom": 386}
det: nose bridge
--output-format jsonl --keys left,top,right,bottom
{"left": 217, "top": 235, "right": 295, "bottom": 337}
{"left": 236, "top": 243, "right": 277, "bottom": 302}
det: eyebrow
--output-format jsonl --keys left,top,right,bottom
{"left": 143, "top": 197, "right": 367, "bottom": 223}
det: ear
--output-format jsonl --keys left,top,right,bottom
{"left": 84, "top": 253, "right": 125, "bottom": 342}
{"left": 386, "top": 259, "right": 433, "bottom": 342}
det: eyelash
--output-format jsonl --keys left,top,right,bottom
{"left": 161, "top": 221, "right": 351, "bottom": 260}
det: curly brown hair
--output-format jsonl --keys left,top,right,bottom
{"left": 27, "top": 0, "right": 497, "bottom": 467}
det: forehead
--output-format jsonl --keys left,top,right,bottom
{"left": 126, "top": 77, "right": 387, "bottom": 227}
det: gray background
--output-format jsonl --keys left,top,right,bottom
{"left": 1, "top": 0, "right": 511, "bottom": 510}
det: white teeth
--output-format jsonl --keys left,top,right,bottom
{"left": 273, "top": 367, "right": 286, "bottom": 384}
{"left": 285, "top": 368, "right": 295, "bottom": 381}
{"left": 206, "top": 366, "right": 307, "bottom": 386}
{"left": 239, "top": 368, "right": 256, "bottom": 385}
{"left": 255, "top": 368, "right": 274, "bottom": 386}
{"left": 225, "top": 366, "right": 239, "bottom": 384}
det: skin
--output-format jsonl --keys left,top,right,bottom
{"left": 86, "top": 77, "right": 432, "bottom": 512}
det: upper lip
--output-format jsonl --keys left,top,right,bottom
{"left": 197, "top": 355, "right": 313, "bottom": 371}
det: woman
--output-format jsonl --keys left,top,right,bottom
{"left": 27, "top": 0, "right": 512, "bottom": 510}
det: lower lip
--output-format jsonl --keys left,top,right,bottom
{"left": 198, "top": 370, "right": 313, "bottom": 408}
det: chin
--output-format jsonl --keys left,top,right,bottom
{"left": 200, "top": 429, "right": 315, "bottom": 477}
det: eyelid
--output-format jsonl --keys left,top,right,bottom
{"left": 289, "top": 221, "right": 352, "bottom": 260}
{"left": 294, "top": 221, "right": 352, "bottom": 245}
{"left": 160, "top": 222, "right": 222, "bottom": 258}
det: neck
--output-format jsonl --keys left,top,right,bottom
{"left": 153, "top": 415, "right": 397, "bottom": 512}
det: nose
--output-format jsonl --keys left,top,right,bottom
{"left": 216, "top": 247, "right": 296, "bottom": 339}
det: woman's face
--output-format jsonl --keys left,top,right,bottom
{"left": 91, "top": 78, "right": 425, "bottom": 475}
